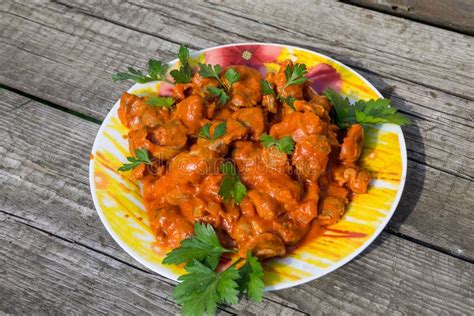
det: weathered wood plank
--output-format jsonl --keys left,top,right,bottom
{"left": 77, "top": 0, "right": 474, "bottom": 98}
{"left": 0, "top": 0, "right": 472, "bottom": 180}
{"left": 0, "top": 215, "right": 228, "bottom": 315}
{"left": 344, "top": 0, "right": 474, "bottom": 35}
{"left": 1, "top": 204, "right": 473, "bottom": 314}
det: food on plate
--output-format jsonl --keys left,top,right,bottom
{"left": 113, "top": 45, "right": 409, "bottom": 315}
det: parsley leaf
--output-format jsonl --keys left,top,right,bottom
{"left": 224, "top": 67, "right": 240, "bottom": 87}
{"left": 208, "top": 87, "right": 229, "bottom": 105}
{"left": 260, "top": 134, "right": 295, "bottom": 154}
{"left": 199, "top": 64, "right": 239, "bottom": 92}
{"left": 199, "top": 63, "right": 223, "bottom": 81}
{"left": 261, "top": 79, "right": 275, "bottom": 95}
{"left": 284, "top": 63, "right": 308, "bottom": 88}
{"left": 173, "top": 259, "right": 240, "bottom": 316}
{"left": 324, "top": 89, "right": 410, "bottom": 128}
{"left": 113, "top": 59, "right": 167, "bottom": 83}
{"left": 118, "top": 148, "right": 152, "bottom": 171}
{"left": 170, "top": 45, "right": 193, "bottom": 84}
{"left": 147, "top": 60, "right": 167, "bottom": 81}
{"left": 281, "top": 96, "right": 296, "bottom": 111}
{"left": 145, "top": 96, "right": 175, "bottom": 108}
{"left": 213, "top": 121, "right": 227, "bottom": 139}
{"left": 199, "top": 123, "right": 211, "bottom": 139}
{"left": 219, "top": 162, "right": 247, "bottom": 204}
{"left": 238, "top": 252, "right": 265, "bottom": 302}
{"left": 199, "top": 122, "right": 227, "bottom": 140}
{"left": 163, "top": 223, "right": 232, "bottom": 270}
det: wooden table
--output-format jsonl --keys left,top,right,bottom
{"left": 1, "top": 0, "right": 473, "bottom": 314}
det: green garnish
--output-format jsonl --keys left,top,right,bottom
{"left": 174, "top": 259, "right": 240, "bottom": 316}
{"left": 284, "top": 63, "right": 308, "bottom": 88}
{"left": 163, "top": 223, "right": 265, "bottom": 315}
{"left": 324, "top": 89, "right": 411, "bottom": 129}
{"left": 145, "top": 96, "right": 175, "bottom": 108}
{"left": 238, "top": 251, "right": 265, "bottom": 302}
{"left": 199, "top": 64, "right": 240, "bottom": 105}
{"left": 163, "top": 222, "right": 232, "bottom": 270}
{"left": 170, "top": 45, "right": 193, "bottom": 84}
{"left": 261, "top": 79, "right": 275, "bottom": 95}
{"left": 280, "top": 96, "right": 296, "bottom": 111}
{"left": 117, "top": 148, "right": 152, "bottom": 171}
{"left": 224, "top": 67, "right": 240, "bottom": 87}
{"left": 261, "top": 79, "right": 296, "bottom": 111}
{"left": 112, "top": 59, "right": 168, "bottom": 83}
{"left": 208, "top": 87, "right": 229, "bottom": 105}
{"left": 199, "top": 122, "right": 227, "bottom": 141}
{"left": 218, "top": 162, "right": 247, "bottom": 204}
{"left": 260, "top": 134, "right": 295, "bottom": 154}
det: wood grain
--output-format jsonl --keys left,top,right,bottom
{"left": 1, "top": 205, "right": 472, "bottom": 314}
{"left": 344, "top": 0, "right": 474, "bottom": 35}
{"left": 0, "top": 0, "right": 472, "bottom": 181}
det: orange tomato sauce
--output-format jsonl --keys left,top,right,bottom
{"left": 118, "top": 61, "right": 371, "bottom": 259}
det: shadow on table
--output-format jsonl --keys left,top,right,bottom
{"left": 340, "top": 70, "right": 426, "bottom": 258}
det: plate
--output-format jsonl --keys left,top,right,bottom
{"left": 89, "top": 43, "right": 407, "bottom": 291}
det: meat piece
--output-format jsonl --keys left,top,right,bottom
{"left": 247, "top": 190, "right": 282, "bottom": 220}
{"left": 174, "top": 95, "right": 204, "bottom": 135}
{"left": 293, "top": 96, "right": 331, "bottom": 123}
{"left": 333, "top": 165, "right": 371, "bottom": 194}
{"left": 148, "top": 205, "right": 194, "bottom": 248}
{"left": 168, "top": 147, "right": 221, "bottom": 185}
{"left": 274, "top": 60, "right": 304, "bottom": 99}
{"left": 231, "top": 107, "right": 265, "bottom": 140}
{"left": 247, "top": 233, "right": 286, "bottom": 259}
{"left": 128, "top": 127, "right": 184, "bottom": 161}
{"left": 232, "top": 141, "right": 290, "bottom": 175}
{"left": 269, "top": 111, "right": 327, "bottom": 142}
{"left": 318, "top": 196, "right": 346, "bottom": 226}
{"left": 340, "top": 124, "right": 364, "bottom": 165}
{"left": 261, "top": 146, "right": 291, "bottom": 174}
{"left": 290, "top": 181, "right": 319, "bottom": 225}
{"left": 172, "top": 83, "right": 193, "bottom": 101}
{"left": 241, "top": 170, "right": 303, "bottom": 212}
{"left": 191, "top": 72, "right": 220, "bottom": 94}
{"left": 273, "top": 215, "right": 309, "bottom": 245}
{"left": 198, "top": 118, "right": 248, "bottom": 153}
{"left": 148, "top": 120, "right": 187, "bottom": 147}
{"left": 229, "top": 65, "right": 262, "bottom": 107}
{"left": 292, "top": 135, "right": 331, "bottom": 181}
{"left": 118, "top": 92, "right": 170, "bottom": 130}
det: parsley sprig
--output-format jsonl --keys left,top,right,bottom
{"left": 113, "top": 59, "right": 168, "bottom": 84}
{"left": 199, "top": 64, "right": 240, "bottom": 105}
{"left": 284, "top": 63, "right": 308, "bottom": 88}
{"left": 260, "top": 134, "right": 295, "bottom": 154}
{"left": 118, "top": 148, "right": 152, "bottom": 171}
{"left": 199, "top": 122, "right": 227, "bottom": 140}
{"left": 163, "top": 223, "right": 265, "bottom": 316}
{"left": 218, "top": 162, "right": 247, "bottom": 204}
{"left": 324, "top": 89, "right": 411, "bottom": 128}
{"left": 146, "top": 96, "right": 175, "bottom": 108}
{"left": 170, "top": 45, "right": 193, "bottom": 84}
{"left": 163, "top": 222, "right": 232, "bottom": 270}
{"left": 261, "top": 79, "right": 296, "bottom": 111}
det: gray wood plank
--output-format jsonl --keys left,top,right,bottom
{"left": 0, "top": 86, "right": 474, "bottom": 314}
{"left": 344, "top": 0, "right": 474, "bottom": 35}
{"left": 1, "top": 201, "right": 472, "bottom": 314}
{"left": 0, "top": 0, "right": 472, "bottom": 181}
